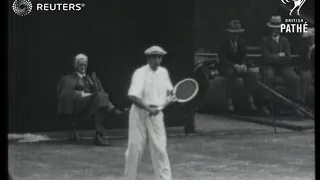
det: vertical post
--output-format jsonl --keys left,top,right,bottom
{"left": 184, "top": 107, "right": 196, "bottom": 135}
{"left": 271, "top": 97, "right": 277, "bottom": 134}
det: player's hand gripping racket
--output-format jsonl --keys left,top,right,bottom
{"left": 157, "top": 78, "right": 199, "bottom": 111}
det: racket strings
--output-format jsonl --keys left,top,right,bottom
{"left": 175, "top": 81, "right": 197, "bottom": 100}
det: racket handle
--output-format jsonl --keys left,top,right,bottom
{"left": 158, "top": 98, "right": 174, "bottom": 111}
{"left": 148, "top": 107, "right": 162, "bottom": 117}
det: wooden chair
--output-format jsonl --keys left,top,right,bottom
{"left": 68, "top": 113, "right": 85, "bottom": 143}
{"left": 56, "top": 76, "right": 90, "bottom": 144}
{"left": 58, "top": 112, "right": 90, "bottom": 144}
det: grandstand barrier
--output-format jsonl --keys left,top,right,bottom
{"left": 194, "top": 49, "right": 303, "bottom": 115}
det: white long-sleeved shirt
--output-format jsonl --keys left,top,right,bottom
{"left": 128, "top": 64, "right": 173, "bottom": 106}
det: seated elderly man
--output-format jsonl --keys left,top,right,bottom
{"left": 57, "top": 53, "right": 122, "bottom": 146}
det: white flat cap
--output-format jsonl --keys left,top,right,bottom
{"left": 144, "top": 45, "right": 167, "bottom": 55}
{"left": 302, "top": 27, "right": 315, "bottom": 38}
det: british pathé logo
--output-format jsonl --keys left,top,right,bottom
{"left": 12, "top": 0, "right": 85, "bottom": 16}
{"left": 280, "top": 0, "right": 307, "bottom": 16}
{"left": 281, "top": 18, "right": 308, "bottom": 33}
{"left": 268, "top": 16, "right": 308, "bottom": 33}
{"left": 279, "top": 0, "right": 309, "bottom": 33}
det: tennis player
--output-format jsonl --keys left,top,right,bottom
{"left": 125, "top": 45, "right": 176, "bottom": 180}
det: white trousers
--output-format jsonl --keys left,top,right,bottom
{"left": 125, "top": 105, "right": 172, "bottom": 180}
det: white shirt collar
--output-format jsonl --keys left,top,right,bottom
{"left": 230, "top": 39, "right": 238, "bottom": 44}
{"left": 146, "top": 64, "right": 160, "bottom": 73}
{"left": 273, "top": 35, "right": 280, "bottom": 42}
{"left": 76, "top": 72, "right": 86, "bottom": 78}
{"left": 309, "top": 43, "right": 315, "bottom": 49}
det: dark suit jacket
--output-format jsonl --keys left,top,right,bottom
{"left": 56, "top": 72, "right": 109, "bottom": 115}
{"left": 297, "top": 39, "right": 314, "bottom": 71}
{"left": 218, "top": 37, "right": 247, "bottom": 72}
{"left": 260, "top": 36, "right": 292, "bottom": 68}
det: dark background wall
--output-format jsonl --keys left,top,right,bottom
{"left": 8, "top": 0, "right": 194, "bottom": 133}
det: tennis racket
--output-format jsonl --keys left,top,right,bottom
{"left": 157, "top": 78, "right": 199, "bottom": 111}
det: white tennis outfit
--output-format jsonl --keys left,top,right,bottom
{"left": 125, "top": 64, "right": 173, "bottom": 180}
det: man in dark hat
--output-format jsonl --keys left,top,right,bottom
{"left": 57, "top": 53, "right": 123, "bottom": 146}
{"left": 260, "top": 16, "right": 302, "bottom": 104}
{"left": 219, "top": 20, "right": 270, "bottom": 114}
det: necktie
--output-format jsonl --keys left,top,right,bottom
{"left": 231, "top": 41, "right": 238, "bottom": 52}
{"left": 82, "top": 76, "right": 91, "bottom": 92}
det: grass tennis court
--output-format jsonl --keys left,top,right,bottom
{"left": 9, "top": 115, "right": 314, "bottom": 180}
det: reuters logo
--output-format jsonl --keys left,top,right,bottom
{"left": 12, "top": 0, "right": 33, "bottom": 16}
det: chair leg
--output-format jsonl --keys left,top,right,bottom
{"left": 68, "top": 124, "right": 84, "bottom": 143}
{"left": 74, "top": 131, "right": 84, "bottom": 143}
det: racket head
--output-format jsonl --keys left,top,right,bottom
{"left": 172, "top": 78, "right": 199, "bottom": 103}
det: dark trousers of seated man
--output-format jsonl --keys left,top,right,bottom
{"left": 260, "top": 66, "right": 302, "bottom": 103}
{"left": 223, "top": 68, "right": 269, "bottom": 113}
{"left": 296, "top": 39, "right": 314, "bottom": 105}
{"left": 299, "top": 69, "right": 313, "bottom": 106}
{"left": 75, "top": 91, "right": 115, "bottom": 142}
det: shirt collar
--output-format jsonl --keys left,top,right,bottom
{"left": 76, "top": 72, "right": 86, "bottom": 78}
{"left": 272, "top": 35, "right": 280, "bottom": 41}
{"left": 230, "top": 39, "right": 238, "bottom": 44}
{"left": 146, "top": 64, "right": 160, "bottom": 73}
{"left": 309, "top": 43, "right": 315, "bottom": 49}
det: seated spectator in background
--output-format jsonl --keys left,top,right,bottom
{"left": 57, "top": 53, "right": 122, "bottom": 146}
{"left": 219, "top": 20, "right": 269, "bottom": 114}
{"left": 260, "top": 16, "right": 302, "bottom": 104}
{"left": 297, "top": 27, "right": 315, "bottom": 105}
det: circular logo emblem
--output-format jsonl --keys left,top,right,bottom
{"left": 12, "top": 0, "right": 33, "bottom": 16}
